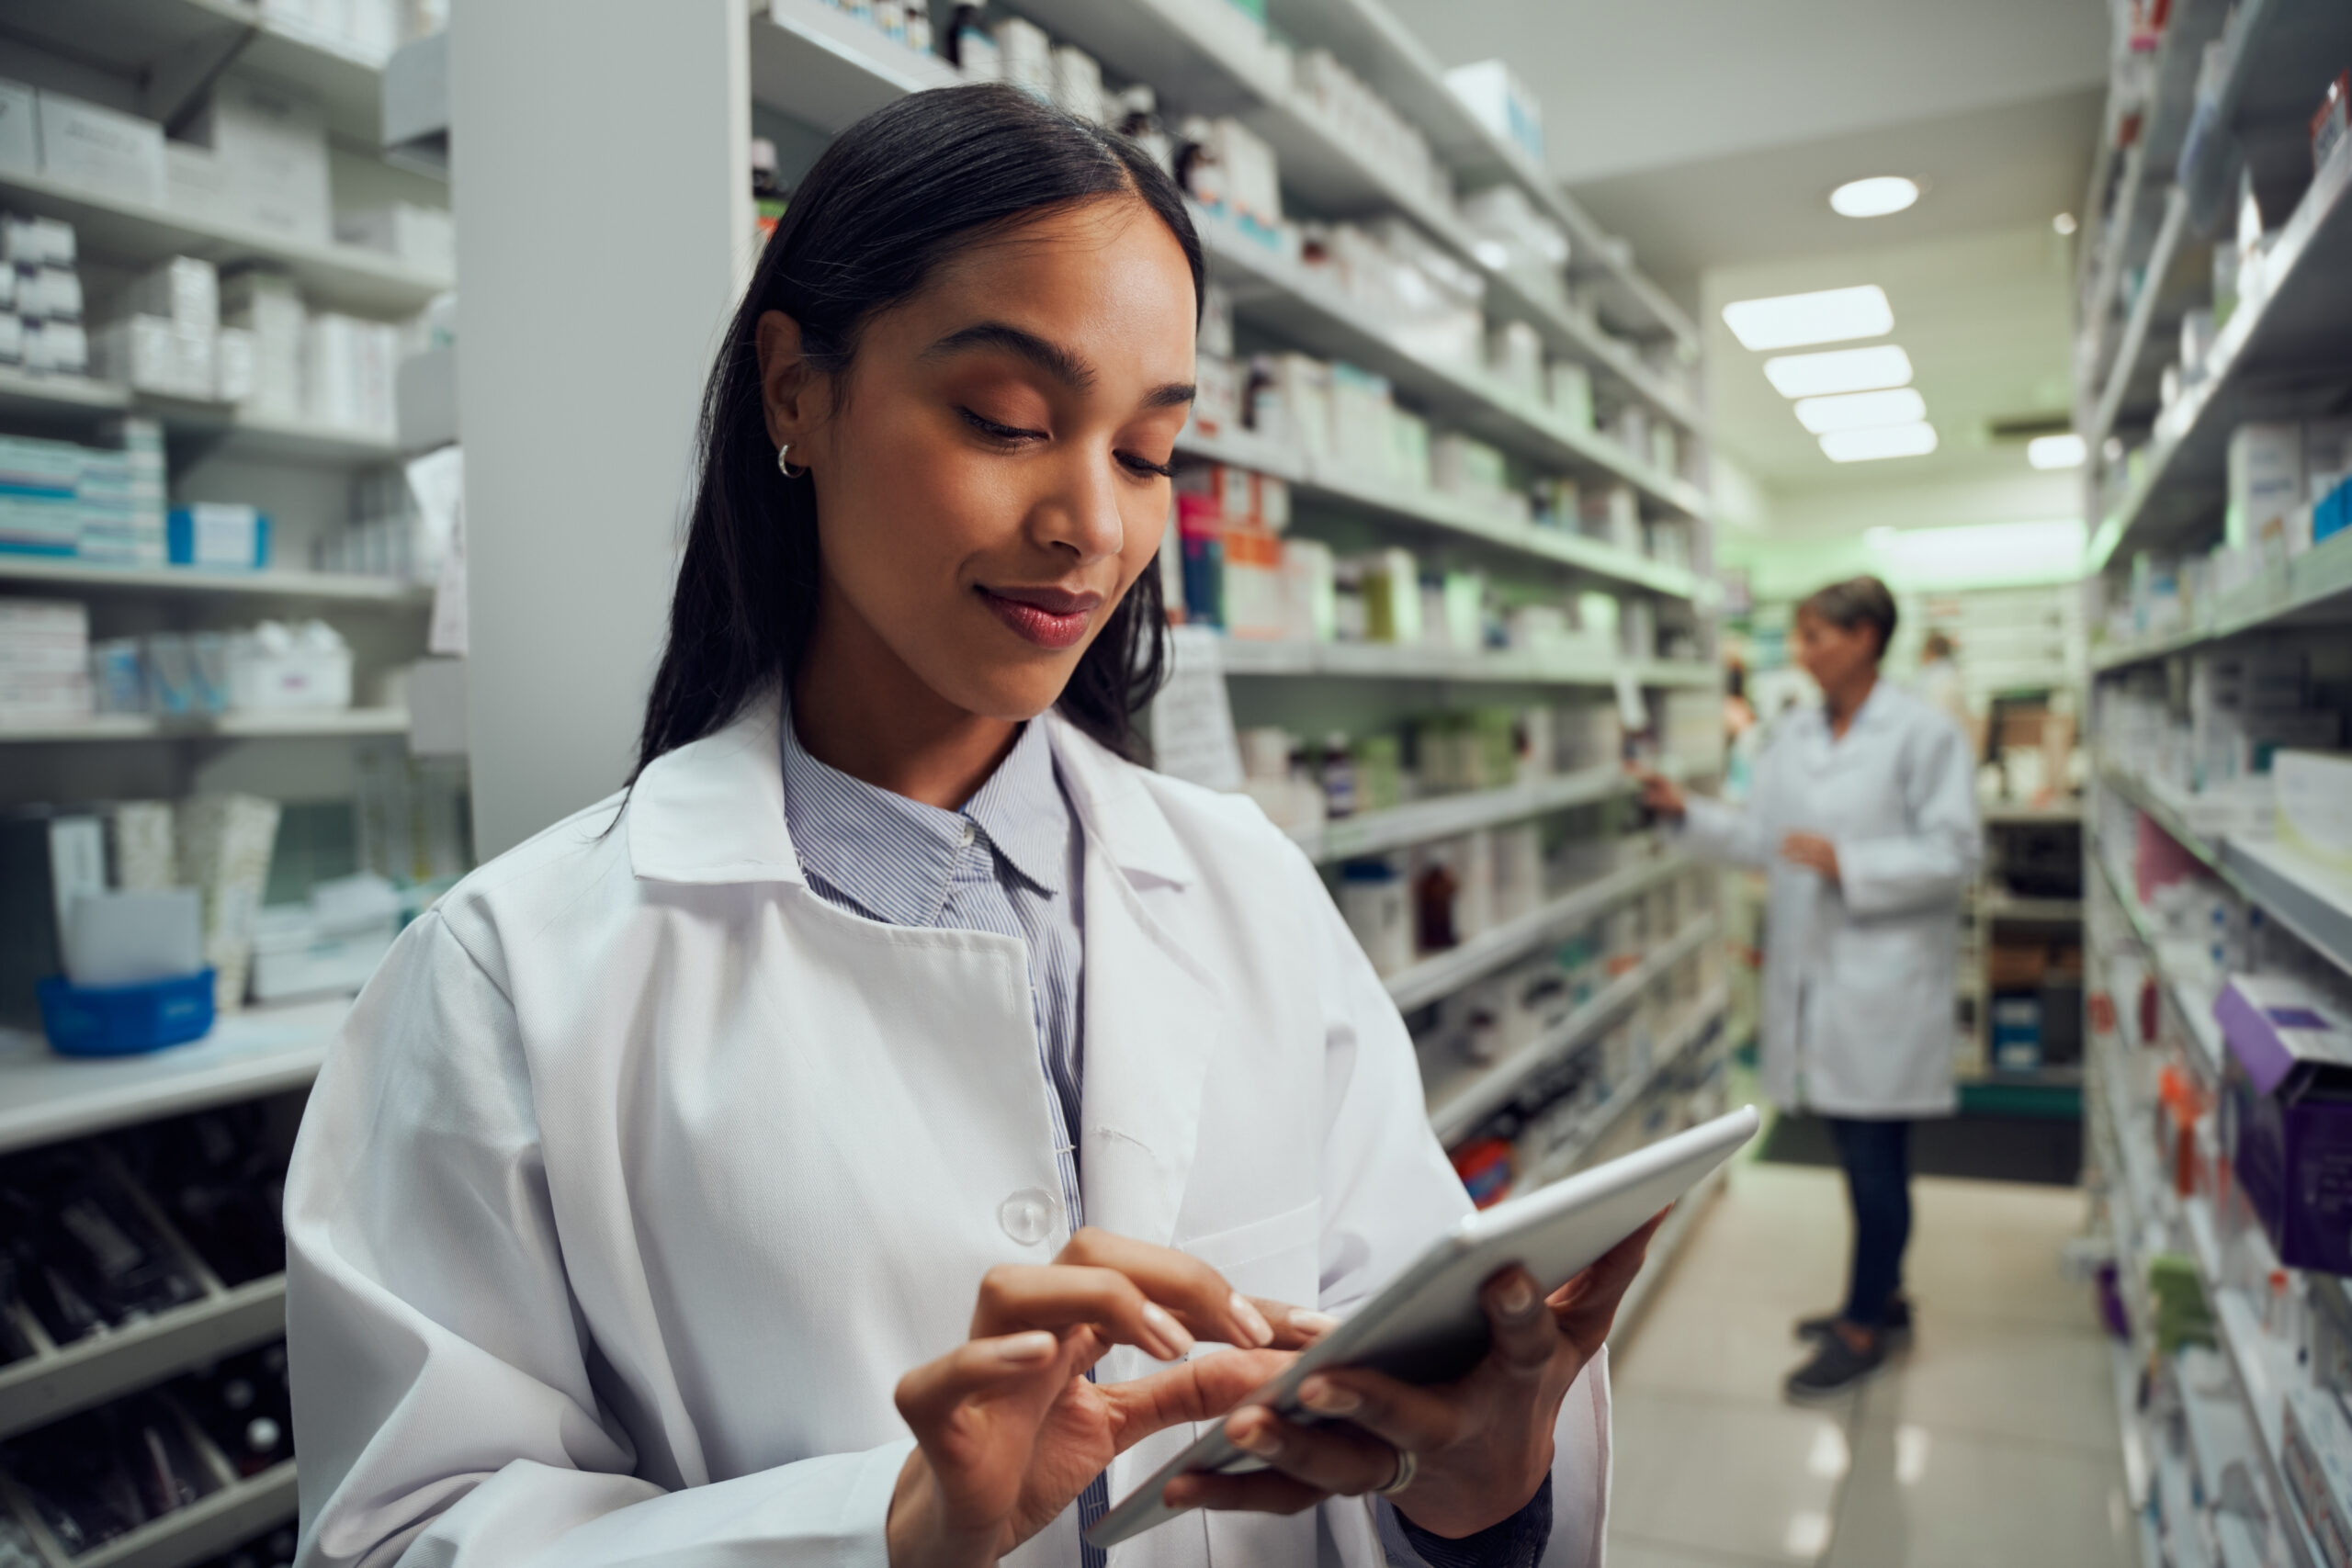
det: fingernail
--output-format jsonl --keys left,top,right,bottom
{"left": 993, "top": 1331, "right": 1058, "bottom": 1364}
{"left": 1290, "top": 1308, "right": 1340, "bottom": 1340}
{"left": 1142, "top": 1301, "right": 1195, "bottom": 1357}
{"left": 1227, "top": 1416, "right": 1280, "bottom": 1457}
{"left": 1230, "top": 1292, "right": 1274, "bottom": 1347}
{"left": 1498, "top": 1277, "right": 1536, "bottom": 1317}
{"left": 1299, "top": 1377, "right": 1360, "bottom": 1416}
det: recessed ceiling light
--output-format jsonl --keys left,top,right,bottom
{"left": 1796, "top": 388, "right": 1928, "bottom": 434}
{"left": 2052, "top": 212, "right": 2078, "bottom": 236}
{"left": 1821, "top": 422, "right": 1939, "bottom": 462}
{"left": 1764, "top": 344, "right": 1915, "bottom": 398}
{"left": 2028, "top": 433, "right": 2087, "bottom": 469}
{"left": 1829, "top": 176, "right": 1919, "bottom": 218}
{"left": 1722, "top": 286, "right": 1894, "bottom": 351}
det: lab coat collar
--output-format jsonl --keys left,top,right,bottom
{"left": 626, "top": 695, "right": 1199, "bottom": 893}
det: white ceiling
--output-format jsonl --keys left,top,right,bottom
{"left": 1385, "top": 0, "right": 2110, "bottom": 519}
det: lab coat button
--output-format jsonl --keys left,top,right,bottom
{"left": 999, "top": 1189, "right": 1056, "bottom": 1246}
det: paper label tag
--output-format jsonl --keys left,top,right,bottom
{"left": 1151, "top": 625, "right": 1244, "bottom": 792}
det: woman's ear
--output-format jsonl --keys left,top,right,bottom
{"left": 755, "top": 310, "right": 830, "bottom": 454}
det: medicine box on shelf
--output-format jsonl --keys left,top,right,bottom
{"left": 2219, "top": 974, "right": 2352, "bottom": 1275}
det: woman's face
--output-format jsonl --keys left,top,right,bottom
{"left": 759, "top": 197, "right": 1196, "bottom": 725}
{"left": 1793, "top": 609, "right": 1879, "bottom": 691}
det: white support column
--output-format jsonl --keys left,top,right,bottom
{"left": 451, "top": 0, "right": 752, "bottom": 858}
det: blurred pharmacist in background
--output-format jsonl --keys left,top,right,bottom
{"left": 281, "top": 85, "right": 1647, "bottom": 1568}
{"left": 1913, "top": 631, "right": 1978, "bottom": 751}
{"left": 1638, "top": 577, "right": 1979, "bottom": 1402}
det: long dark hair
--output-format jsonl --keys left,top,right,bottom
{"left": 634, "top": 85, "right": 1200, "bottom": 776}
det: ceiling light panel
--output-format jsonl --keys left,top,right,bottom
{"left": 1795, "top": 388, "right": 1928, "bottom": 434}
{"left": 1764, "top": 344, "right": 1915, "bottom": 398}
{"left": 1722, "top": 286, "right": 1894, "bottom": 351}
{"left": 2028, "top": 433, "right": 2087, "bottom": 469}
{"left": 1820, "top": 422, "right": 1939, "bottom": 462}
{"left": 1829, "top": 176, "right": 1919, "bottom": 218}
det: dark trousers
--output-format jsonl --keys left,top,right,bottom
{"left": 1827, "top": 1116, "right": 1913, "bottom": 1328}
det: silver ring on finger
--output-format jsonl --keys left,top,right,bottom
{"left": 1376, "top": 1447, "right": 1418, "bottom": 1497}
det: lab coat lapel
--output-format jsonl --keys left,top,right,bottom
{"left": 1047, "top": 718, "right": 1224, "bottom": 1249}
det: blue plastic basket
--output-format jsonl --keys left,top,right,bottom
{"left": 36, "top": 970, "right": 217, "bottom": 1056}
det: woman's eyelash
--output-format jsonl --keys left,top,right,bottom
{"left": 1119, "top": 453, "right": 1176, "bottom": 479}
{"left": 957, "top": 407, "right": 1045, "bottom": 442}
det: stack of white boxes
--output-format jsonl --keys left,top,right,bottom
{"left": 181, "top": 77, "right": 332, "bottom": 246}
{"left": 93, "top": 255, "right": 222, "bottom": 401}
{"left": 2, "top": 214, "right": 88, "bottom": 376}
{"left": 224, "top": 271, "right": 305, "bottom": 422}
{"left": 0, "top": 598, "right": 93, "bottom": 725}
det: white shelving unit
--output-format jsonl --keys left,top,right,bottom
{"left": 0, "top": 557, "right": 432, "bottom": 606}
{"left": 1292, "top": 759, "right": 1649, "bottom": 863}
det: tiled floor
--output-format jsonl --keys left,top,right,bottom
{"left": 1607, "top": 1158, "right": 2139, "bottom": 1567}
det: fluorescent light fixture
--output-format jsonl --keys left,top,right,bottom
{"left": 1871, "top": 517, "right": 2088, "bottom": 588}
{"left": 1830, "top": 175, "right": 1919, "bottom": 218}
{"left": 1795, "top": 388, "right": 1928, "bottom": 434}
{"left": 1763, "top": 344, "right": 1914, "bottom": 398}
{"left": 1820, "top": 422, "right": 1938, "bottom": 462}
{"left": 2028, "top": 433, "right": 2086, "bottom": 469}
{"left": 1722, "top": 286, "right": 1893, "bottom": 351}
{"left": 2052, "top": 211, "right": 2078, "bottom": 236}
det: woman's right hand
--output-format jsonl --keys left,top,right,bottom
{"left": 886, "top": 1227, "right": 1328, "bottom": 1568}
{"left": 1630, "top": 765, "right": 1686, "bottom": 820}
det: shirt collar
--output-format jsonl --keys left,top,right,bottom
{"left": 777, "top": 707, "right": 1068, "bottom": 925}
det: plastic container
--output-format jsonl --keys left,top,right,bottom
{"left": 36, "top": 969, "right": 216, "bottom": 1055}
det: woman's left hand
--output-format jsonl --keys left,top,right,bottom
{"left": 1162, "top": 1213, "right": 1666, "bottom": 1539}
{"left": 1780, "top": 831, "right": 1841, "bottom": 885}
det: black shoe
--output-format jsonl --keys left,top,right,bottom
{"left": 1794, "top": 1296, "right": 1913, "bottom": 1346}
{"left": 1785, "top": 1331, "right": 1888, "bottom": 1404}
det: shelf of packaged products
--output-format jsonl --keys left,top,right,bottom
{"left": 0, "top": 1276, "right": 286, "bottom": 1445}
{"left": 2174, "top": 0, "right": 2352, "bottom": 229}
{"left": 1385, "top": 849, "right": 1692, "bottom": 1015}
{"left": 751, "top": 0, "right": 967, "bottom": 133}
{"left": 2190, "top": 1220, "right": 2331, "bottom": 1568}
{"left": 0, "top": 365, "right": 403, "bottom": 464}
{"left": 5, "top": 0, "right": 396, "bottom": 147}
{"left": 1215, "top": 637, "right": 1714, "bottom": 689}
{"left": 1194, "top": 214, "right": 1710, "bottom": 519}
{"left": 0, "top": 995, "right": 345, "bottom": 1157}
{"left": 2086, "top": 185, "right": 2190, "bottom": 451}
{"left": 2097, "top": 760, "right": 2352, "bottom": 985}
{"left": 0, "top": 556, "right": 430, "bottom": 606}
{"left": 1252, "top": 0, "right": 1702, "bottom": 357}
{"left": 1517, "top": 983, "right": 1728, "bottom": 1187}
{"left": 1293, "top": 760, "right": 1664, "bottom": 865}
{"left": 2085, "top": 829, "right": 2228, "bottom": 1079}
{"left": 1, "top": 1456, "right": 300, "bottom": 1568}
{"left": 1423, "top": 919, "right": 1717, "bottom": 1144}
{"left": 2087, "top": 131, "right": 2352, "bottom": 570}
{"left": 2075, "top": 0, "right": 2229, "bottom": 394}
{"left": 0, "top": 707, "right": 409, "bottom": 744}
{"left": 2090, "top": 531, "right": 2352, "bottom": 672}
{"left": 1001, "top": 0, "right": 1703, "bottom": 418}
{"left": 2106, "top": 1338, "right": 2162, "bottom": 1568}
{"left": 0, "top": 170, "right": 450, "bottom": 320}
{"left": 1173, "top": 423, "right": 1702, "bottom": 599}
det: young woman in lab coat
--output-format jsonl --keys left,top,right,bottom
{"left": 1639, "top": 578, "right": 1978, "bottom": 1403}
{"left": 283, "top": 85, "right": 1655, "bottom": 1568}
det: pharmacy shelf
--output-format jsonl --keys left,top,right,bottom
{"left": 0, "top": 364, "right": 403, "bottom": 464}
{"left": 2088, "top": 133, "right": 2352, "bottom": 570}
{"left": 6, "top": 0, "right": 396, "bottom": 146}
{"left": 2, "top": 1457, "right": 300, "bottom": 1568}
{"left": 1517, "top": 982, "right": 1727, "bottom": 1184}
{"left": 1173, "top": 423, "right": 1703, "bottom": 599}
{"left": 0, "top": 556, "right": 430, "bottom": 606}
{"left": 751, "top": 0, "right": 965, "bottom": 133}
{"left": 1195, "top": 215, "right": 1709, "bottom": 519}
{"left": 0, "top": 1276, "right": 286, "bottom": 1443}
{"left": 0, "top": 995, "right": 344, "bottom": 1156}
{"left": 2177, "top": 0, "right": 2352, "bottom": 228}
{"left": 1982, "top": 801, "right": 2084, "bottom": 825}
{"left": 0, "top": 707, "right": 410, "bottom": 744}
{"left": 1978, "top": 892, "right": 2085, "bottom": 922}
{"left": 1293, "top": 761, "right": 1638, "bottom": 864}
{"left": 1423, "top": 919, "right": 1716, "bottom": 1143}
{"left": 2085, "top": 829, "right": 2228, "bottom": 1079}
{"left": 2090, "top": 531, "right": 2352, "bottom": 671}
{"left": 1005, "top": 0, "right": 1702, "bottom": 413}
{"left": 1385, "top": 850, "right": 1691, "bottom": 1014}
{"left": 1216, "top": 637, "right": 1715, "bottom": 689}
{"left": 0, "top": 170, "right": 450, "bottom": 319}
{"left": 2085, "top": 185, "right": 2189, "bottom": 451}
{"left": 2098, "top": 760, "right": 2352, "bottom": 985}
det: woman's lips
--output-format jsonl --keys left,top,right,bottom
{"left": 978, "top": 585, "right": 1102, "bottom": 651}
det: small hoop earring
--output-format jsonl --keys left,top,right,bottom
{"left": 776, "top": 443, "right": 807, "bottom": 479}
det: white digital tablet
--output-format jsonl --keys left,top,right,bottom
{"left": 1085, "top": 1104, "right": 1759, "bottom": 1551}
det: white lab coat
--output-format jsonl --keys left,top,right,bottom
{"left": 283, "top": 700, "right": 1611, "bottom": 1568}
{"left": 1679, "top": 682, "right": 1979, "bottom": 1119}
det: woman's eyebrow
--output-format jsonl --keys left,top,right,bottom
{"left": 922, "top": 321, "right": 1096, "bottom": 389}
